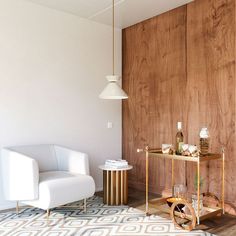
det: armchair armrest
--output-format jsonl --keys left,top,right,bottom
{"left": 54, "top": 146, "right": 90, "bottom": 175}
{"left": 1, "top": 148, "right": 39, "bottom": 201}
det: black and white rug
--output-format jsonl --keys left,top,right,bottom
{"left": 0, "top": 196, "right": 213, "bottom": 236}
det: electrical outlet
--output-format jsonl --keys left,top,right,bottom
{"left": 107, "top": 121, "right": 113, "bottom": 129}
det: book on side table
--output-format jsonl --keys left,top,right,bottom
{"left": 105, "top": 159, "right": 128, "bottom": 169}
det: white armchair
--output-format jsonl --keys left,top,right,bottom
{"left": 1, "top": 145, "right": 95, "bottom": 215}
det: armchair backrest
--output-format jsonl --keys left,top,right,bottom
{"left": 1, "top": 148, "right": 39, "bottom": 200}
{"left": 1, "top": 144, "right": 90, "bottom": 201}
{"left": 9, "top": 145, "right": 58, "bottom": 172}
{"left": 54, "top": 145, "right": 90, "bottom": 175}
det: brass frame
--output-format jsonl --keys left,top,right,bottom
{"left": 222, "top": 147, "right": 225, "bottom": 214}
{"left": 141, "top": 147, "right": 225, "bottom": 226}
{"left": 145, "top": 146, "right": 149, "bottom": 214}
{"left": 171, "top": 159, "right": 175, "bottom": 196}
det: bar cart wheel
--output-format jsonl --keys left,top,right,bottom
{"left": 203, "top": 192, "right": 220, "bottom": 207}
{"left": 170, "top": 199, "right": 196, "bottom": 231}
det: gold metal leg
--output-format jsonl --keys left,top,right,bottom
{"left": 16, "top": 201, "right": 19, "bottom": 214}
{"left": 145, "top": 146, "right": 149, "bottom": 215}
{"left": 46, "top": 209, "right": 50, "bottom": 218}
{"left": 172, "top": 159, "right": 175, "bottom": 196}
{"left": 197, "top": 159, "right": 200, "bottom": 225}
{"left": 222, "top": 148, "right": 225, "bottom": 214}
{"left": 84, "top": 199, "right": 87, "bottom": 213}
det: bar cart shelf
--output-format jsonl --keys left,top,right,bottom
{"left": 137, "top": 147, "right": 225, "bottom": 231}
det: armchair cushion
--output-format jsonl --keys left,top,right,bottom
{"left": 23, "top": 171, "right": 95, "bottom": 210}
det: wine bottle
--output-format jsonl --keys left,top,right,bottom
{"left": 176, "top": 122, "right": 184, "bottom": 155}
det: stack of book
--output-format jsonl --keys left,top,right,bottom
{"left": 105, "top": 159, "right": 128, "bottom": 169}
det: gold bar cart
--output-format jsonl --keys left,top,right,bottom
{"left": 137, "top": 146, "right": 225, "bottom": 231}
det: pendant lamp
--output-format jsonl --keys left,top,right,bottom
{"left": 99, "top": 0, "right": 128, "bottom": 99}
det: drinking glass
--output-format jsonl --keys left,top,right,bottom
{"left": 174, "top": 184, "right": 186, "bottom": 199}
{"left": 178, "top": 184, "right": 187, "bottom": 199}
{"left": 174, "top": 185, "right": 180, "bottom": 198}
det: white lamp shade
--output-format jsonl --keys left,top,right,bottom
{"left": 99, "top": 75, "right": 128, "bottom": 99}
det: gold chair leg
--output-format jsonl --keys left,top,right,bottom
{"left": 16, "top": 201, "right": 19, "bottom": 214}
{"left": 84, "top": 199, "right": 87, "bottom": 213}
{"left": 46, "top": 209, "right": 50, "bottom": 218}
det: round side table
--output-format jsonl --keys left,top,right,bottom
{"left": 99, "top": 165, "right": 133, "bottom": 205}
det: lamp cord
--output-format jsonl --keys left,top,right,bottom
{"left": 113, "top": 0, "right": 115, "bottom": 76}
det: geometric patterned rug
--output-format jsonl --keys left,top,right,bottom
{"left": 0, "top": 196, "right": 214, "bottom": 236}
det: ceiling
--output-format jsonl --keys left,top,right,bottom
{"left": 27, "top": 0, "right": 193, "bottom": 29}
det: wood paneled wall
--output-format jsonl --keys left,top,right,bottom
{"left": 122, "top": 0, "right": 236, "bottom": 210}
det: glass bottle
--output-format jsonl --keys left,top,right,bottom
{"left": 199, "top": 127, "right": 209, "bottom": 155}
{"left": 176, "top": 122, "right": 184, "bottom": 155}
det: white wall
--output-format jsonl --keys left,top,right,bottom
{"left": 0, "top": 0, "right": 122, "bottom": 210}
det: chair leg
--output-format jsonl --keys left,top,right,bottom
{"left": 16, "top": 201, "right": 19, "bottom": 214}
{"left": 84, "top": 198, "right": 87, "bottom": 213}
{"left": 46, "top": 209, "right": 50, "bottom": 218}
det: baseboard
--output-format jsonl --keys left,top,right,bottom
{"left": 96, "top": 186, "right": 103, "bottom": 192}
{"left": 0, "top": 203, "right": 15, "bottom": 211}
{"left": 0, "top": 201, "right": 27, "bottom": 211}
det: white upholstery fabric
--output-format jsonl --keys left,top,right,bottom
{"left": 9, "top": 145, "right": 58, "bottom": 172}
{"left": 23, "top": 171, "right": 95, "bottom": 210}
{"left": 1, "top": 149, "right": 39, "bottom": 200}
{"left": 1, "top": 145, "right": 95, "bottom": 210}
{"left": 55, "top": 146, "right": 90, "bottom": 175}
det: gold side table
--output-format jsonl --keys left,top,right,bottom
{"left": 99, "top": 165, "right": 133, "bottom": 205}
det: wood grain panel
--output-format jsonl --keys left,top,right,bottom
{"left": 186, "top": 0, "right": 235, "bottom": 203}
{"left": 122, "top": 6, "right": 187, "bottom": 194}
{"left": 122, "top": 0, "right": 236, "bottom": 210}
